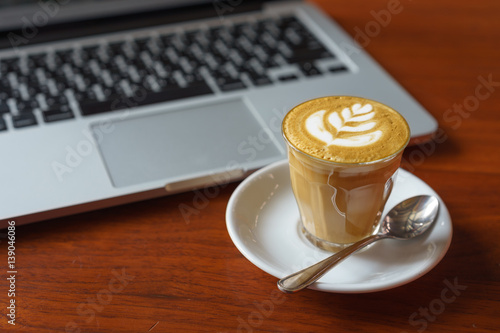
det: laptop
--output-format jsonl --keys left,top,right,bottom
{"left": 0, "top": 0, "right": 437, "bottom": 227}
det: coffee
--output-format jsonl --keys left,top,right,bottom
{"left": 282, "top": 96, "right": 410, "bottom": 251}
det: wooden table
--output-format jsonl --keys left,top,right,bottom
{"left": 2, "top": 0, "right": 499, "bottom": 331}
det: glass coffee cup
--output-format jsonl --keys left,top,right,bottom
{"left": 282, "top": 96, "right": 410, "bottom": 252}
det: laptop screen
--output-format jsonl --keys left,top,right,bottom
{"left": 0, "top": 0, "right": 212, "bottom": 30}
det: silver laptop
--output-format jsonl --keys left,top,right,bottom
{"left": 0, "top": 0, "right": 437, "bottom": 227}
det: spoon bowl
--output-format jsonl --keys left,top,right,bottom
{"left": 277, "top": 195, "right": 439, "bottom": 293}
{"left": 382, "top": 195, "right": 439, "bottom": 239}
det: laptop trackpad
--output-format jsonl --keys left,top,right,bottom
{"left": 92, "top": 99, "right": 281, "bottom": 188}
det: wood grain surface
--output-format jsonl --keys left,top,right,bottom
{"left": 1, "top": 0, "right": 499, "bottom": 332}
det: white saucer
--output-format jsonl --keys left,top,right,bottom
{"left": 226, "top": 160, "right": 452, "bottom": 293}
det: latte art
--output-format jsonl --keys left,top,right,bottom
{"left": 305, "top": 103, "right": 382, "bottom": 147}
{"left": 282, "top": 96, "right": 410, "bottom": 163}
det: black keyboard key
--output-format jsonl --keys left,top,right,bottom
{"left": 42, "top": 105, "right": 74, "bottom": 123}
{"left": 80, "top": 82, "right": 213, "bottom": 116}
{"left": 278, "top": 74, "right": 298, "bottom": 82}
{"left": 234, "top": 23, "right": 258, "bottom": 42}
{"left": 250, "top": 76, "right": 272, "bottom": 86}
{"left": 328, "top": 65, "right": 349, "bottom": 73}
{"left": 299, "top": 62, "right": 322, "bottom": 76}
{"left": 46, "top": 95, "right": 69, "bottom": 108}
{"left": 280, "top": 16, "right": 300, "bottom": 25}
{"left": 215, "top": 76, "right": 247, "bottom": 92}
{"left": 209, "top": 26, "right": 233, "bottom": 44}
{"left": 134, "top": 38, "right": 151, "bottom": 52}
{"left": 159, "top": 34, "right": 174, "bottom": 46}
{"left": 12, "top": 112, "right": 37, "bottom": 128}
{"left": 220, "top": 80, "right": 246, "bottom": 92}
{"left": 79, "top": 99, "right": 117, "bottom": 116}
{"left": 160, "top": 34, "right": 186, "bottom": 52}
{"left": 1, "top": 57, "right": 20, "bottom": 72}
{"left": 0, "top": 100, "right": 9, "bottom": 114}
{"left": 107, "top": 43, "right": 126, "bottom": 59}
{"left": 27, "top": 53, "right": 47, "bottom": 69}
{"left": 137, "top": 83, "right": 213, "bottom": 105}
{"left": 16, "top": 100, "right": 38, "bottom": 113}
{"left": 263, "top": 56, "right": 281, "bottom": 69}
{"left": 246, "top": 70, "right": 272, "bottom": 86}
{"left": 0, "top": 61, "right": 9, "bottom": 75}
{"left": 55, "top": 50, "right": 74, "bottom": 63}
{"left": 82, "top": 45, "right": 100, "bottom": 59}
{"left": 109, "top": 42, "right": 124, "bottom": 51}
{"left": 0, "top": 117, "right": 6, "bottom": 131}
{"left": 185, "top": 30, "right": 204, "bottom": 47}
{"left": 287, "top": 46, "right": 333, "bottom": 64}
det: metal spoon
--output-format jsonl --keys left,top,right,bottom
{"left": 277, "top": 195, "right": 440, "bottom": 293}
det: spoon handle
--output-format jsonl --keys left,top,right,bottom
{"left": 277, "top": 234, "right": 388, "bottom": 293}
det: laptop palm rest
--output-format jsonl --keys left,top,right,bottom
{"left": 92, "top": 99, "right": 282, "bottom": 188}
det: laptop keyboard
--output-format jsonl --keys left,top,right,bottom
{"left": 0, "top": 16, "right": 345, "bottom": 131}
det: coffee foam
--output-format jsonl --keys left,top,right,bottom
{"left": 283, "top": 96, "right": 410, "bottom": 163}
